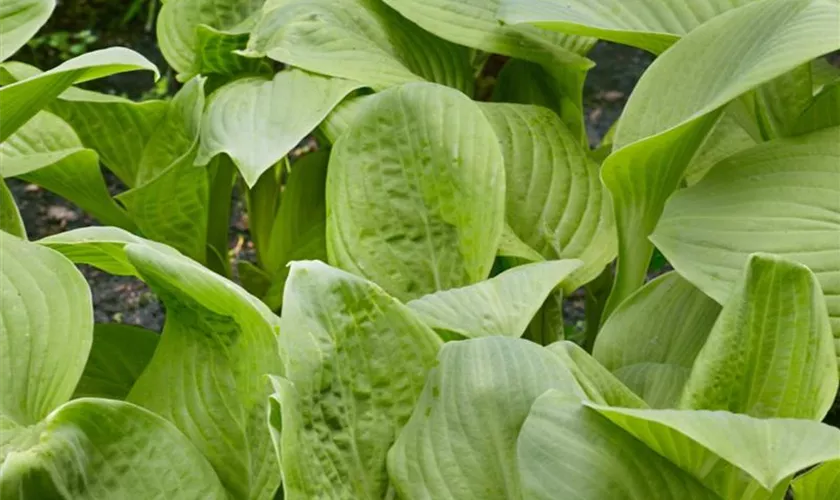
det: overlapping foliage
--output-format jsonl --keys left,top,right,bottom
{"left": 1, "top": 0, "right": 839, "bottom": 498}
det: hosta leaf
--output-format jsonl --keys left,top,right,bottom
{"left": 517, "top": 391, "right": 717, "bottom": 500}
{"left": 72, "top": 324, "right": 159, "bottom": 400}
{"left": 124, "top": 245, "right": 281, "bottom": 499}
{"left": 590, "top": 404, "right": 840, "bottom": 496}
{"left": 0, "top": 399, "right": 227, "bottom": 499}
{"left": 319, "top": 94, "right": 374, "bottom": 143}
{"left": 791, "top": 460, "right": 840, "bottom": 500}
{"left": 755, "top": 64, "right": 814, "bottom": 139}
{"left": 327, "top": 82, "right": 505, "bottom": 301}
{"left": 38, "top": 228, "right": 281, "bottom": 498}
{"left": 406, "top": 260, "right": 581, "bottom": 338}
{"left": 0, "top": 0, "right": 55, "bottom": 63}
{"left": 680, "top": 254, "right": 838, "bottom": 420}
{"left": 195, "top": 24, "right": 269, "bottom": 77}
{"left": 498, "top": 0, "right": 757, "bottom": 54}
{"left": 119, "top": 78, "right": 209, "bottom": 263}
{"left": 246, "top": 0, "right": 475, "bottom": 94}
{"left": 547, "top": 341, "right": 647, "bottom": 409}
{"left": 0, "top": 231, "right": 92, "bottom": 425}
{"left": 480, "top": 103, "right": 616, "bottom": 290}
{"left": 497, "top": 224, "right": 545, "bottom": 262}
{"left": 196, "top": 70, "right": 362, "bottom": 187}
{"left": 381, "top": 0, "right": 595, "bottom": 138}
{"left": 0, "top": 180, "right": 25, "bottom": 238}
{"left": 388, "top": 337, "right": 583, "bottom": 500}
{"left": 38, "top": 226, "right": 179, "bottom": 277}
{"left": 651, "top": 127, "right": 840, "bottom": 338}
{"left": 492, "top": 59, "right": 564, "bottom": 116}
{"left": 0, "top": 111, "right": 135, "bottom": 230}
{"left": 273, "top": 261, "right": 441, "bottom": 499}
{"left": 44, "top": 90, "right": 168, "bottom": 188}
{"left": 593, "top": 272, "right": 721, "bottom": 408}
{"left": 261, "top": 151, "right": 329, "bottom": 309}
{"left": 0, "top": 47, "right": 158, "bottom": 141}
{"left": 156, "top": 0, "right": 263, "bottom": 79}
{"left": 598, "top": 0, "right": 840, "bottom": 315}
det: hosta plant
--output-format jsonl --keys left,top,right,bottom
{"left": 2, "top": 0, "right": 840, "bottom": 498}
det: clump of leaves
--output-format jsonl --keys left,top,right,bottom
{"left": 2, "top": 0, "right": 840, "bottom": 498}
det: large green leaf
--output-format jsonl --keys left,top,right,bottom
{"left": 0, "top": 231, "right": 92, "bottom": 425}
{"left": 597, "top": 0, "right": 840, "bottom": 316}
{"left": 246, "top": 0, "right": 475, "bottom": 94}
{"left": 387, "top": 337, "right": 583, "bottom": 499}
{"left": 651, "top": 127, "right": 840, "bottom": 338}
{"left": 327, "top": 82, "right": 505, "bottom": 301}
{"left": 124, "top": 245, "right": 281, "bottom": 499}
{"left": 0, "top": 111, "right": 136, "bottom": 230}
{"left": 480, "top": 103, "right": 616, "bottom": 290}
{"left": 755, "top": 64, "right": 815, "bottom": 139}
{"left": 591, "top": 404, "right": 840, "bottom": 496}
{"left": 792, "top": 82, "right": 840, "bottom": 136}
{"left": 547, "top": 341, "right": 648, "bottom": 409}
{"left": 260, "top": 151, "right": 329, "bottom": 309}
{"left": 272, "top": 261, "right": 441, "bottom": 499}
{"left": 196, "top": 70, "right": 362, "bottom": 187}
{"left": 1, "top": 399, "right": 227, "bottom": 498}
{"left": 593, "top": 272, "right": 721, "bottom": 408}
{"left": 791, "top": 460, "right": 840, "bottom": 500}
{"left": 498, "top": 0, "right": 758, "bottom": 54}
{"left": 683, "top": 106, "right": 758, "bottom": 186}
{"left": 0, "top": 0, "right": 55, "bottom": 63}
{"left": 381, "top": 0, "right": 594, "bottom": 139}
{"left": 156, "top": 0, "right": 263, "bottom": 79}
{"left": 118, "top": 78, "right": 210, "bottom": 263}
{"left": 0, "top": 180, "right": 25, "bottom": 238}
{"left": 37, "top": 228, "right": 282, "bottom": 499}
{"left": 406, "top": 260, "right": 581, "bottom": 338}
{"left": 72, "top": 324, "right": 159, "bottom": 400}
{"left": 680, "top": 254, "right": 837, "bottom": 420}
{"left": 0, "top": 48, "right": 158, "bottom": 141}
{"left": 517, "top": 391, "right": 717, "bottom": 500}
{"left": 38, "top": 226, "right": 179, "bottom": 277}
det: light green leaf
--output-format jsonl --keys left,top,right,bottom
{"left": 791, "top": 460, "right": 840, "bottom": 500}
{"left": 38, "top": 226, "right": 179, "bottom": 277}
{"left": 1, "top": 399, "right": 227, "bottom": 499}
{"left": 517, "top": 391, "right": 717, "bottom": 500}
{"left": 44, "top": 93, "right": 168, "bottom": 188}
{"left": 72, "top": 324, "right": 159, "bottom": 400}
{"left": 156, "top": 0, "right": 263, "bottom": 79}
{"left": 498, "top": 0, "right": 758, "bottom": 54}
{"left": 122, "top": 244, "right": 281, "bottom": 499}
{"left": 118, "top": 78, "right": 209, "bottom": 263}
{"left": 388, "top": 336, "right": 583, "bottom": 500}
{"left": 755, "top": 64, "right": 815, "bottom": 139}
{"left": 0, "top": 111, "right": 136, "bottom": 230}
{"left": 598, "top": 0, "right": 840, "bottom": 316}
{"left": 547, "top": 341, "right": 647, "bottom": 409}
{"left": 261, "top": 151, "right": 329, "bottom": 309}
{"left": 319, "top": 93, "right": 374, "bottom": 143}
{"left": 0, "top": 180, "right": 25, "bottom": 238}
{"left": 247, "top": 0, "right": 475, "bottom": 94}
{"left": 651, "top": 127, "right": 840, "bottom": 338}
{"left": 591, "top": 404, "right": 840, "bottom": 495}
{"left": 0, "top": 231, "right": 92, "bottom": 425}
{"left": 196, "top": 70, "right": 362, "bottom": 187}
{"left": 593, "top": 272, "right": 721, "bottom": 408}
{"left": 327, "top": 82, "right": 505, "bottom": 301}
{"left": 0, "top": 47, "right": 159, "bottom": 141}
{"left": 497, "top": 224, "right": 545, "bottom": 262}
{"left": 0, "top": 0, "right": 55, "bottom": 63}
{"left": 480, "top": 103, "right": 616, "bottom": 290}
{"left": 406, "top": 260, "right": 581, "bottom": 338}
{"left": 680, "top": 254, "right": 838, "bottom": 420}
{"left": 273, "top": 261, "right": 441, "bottom": 499}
